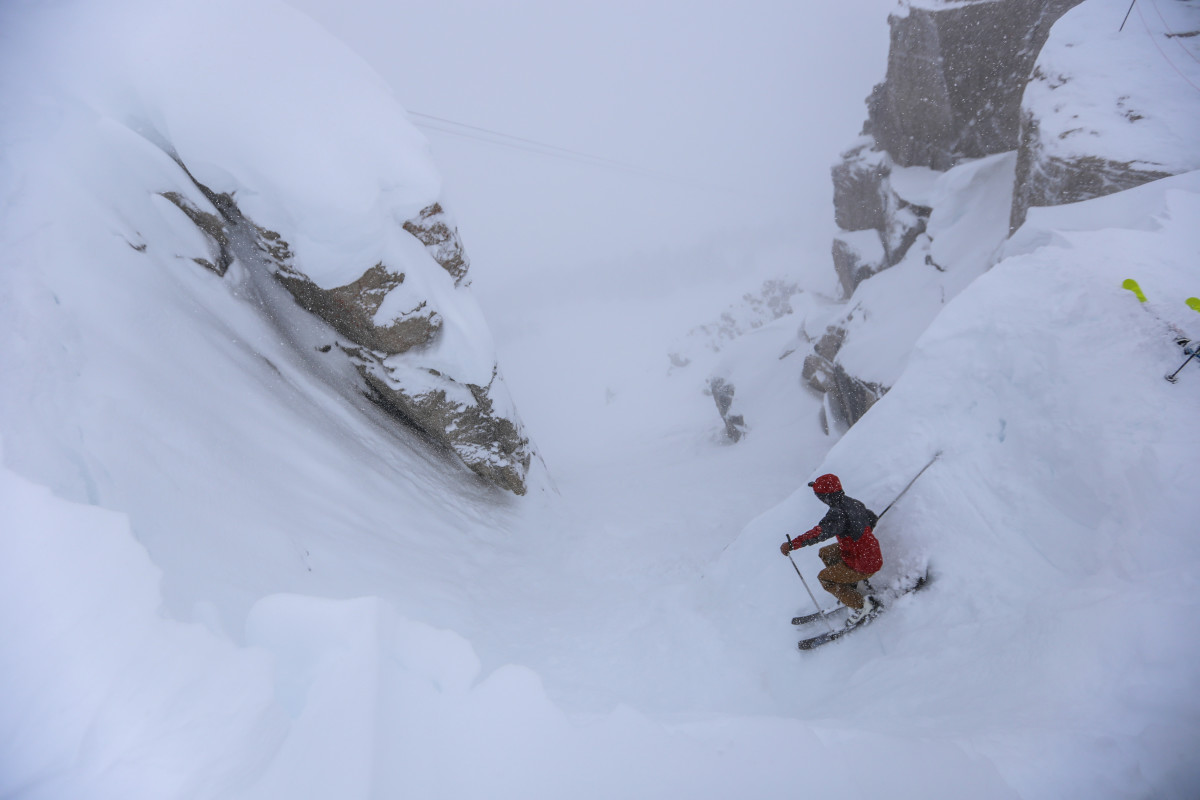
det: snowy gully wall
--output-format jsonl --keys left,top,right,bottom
{"left": 805, "top": 0, "right": 1200, "bottom": 436}
{"left": 4, "top": 0, "right": 535, "bottom": 496}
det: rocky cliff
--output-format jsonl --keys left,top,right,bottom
{"left": 812, "top": 0, "right": 1198, "bottom": 432}
{"left": 166, "top": 166, "right": 534, "bottom": 495}
{"left": 819, "top": 0, "right": 1083, "bottom": 430}
{"left": 10, "top": 0, "right": 538, "bottom": 496}
{"left": 866, "top": 0, "right": 1083, "bottom": 171}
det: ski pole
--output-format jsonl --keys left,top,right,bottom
{"left": 1119, "top": 0, "right": 1137, "bottom": 32}
{"left": 1166, "top": 352, "right": 1198, "bottom": 383}
{"left": 786, "top": 534, "right": 836, "bottom": 634}
{"left": 878, "top": 451, "right": 942, "bottom": 519}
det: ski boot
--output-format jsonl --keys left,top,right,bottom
{"left": 845, "top": 595, "right": 881, "bottom": 627}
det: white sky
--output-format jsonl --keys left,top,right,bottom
{"left": 282, "top": 0, "right": 898, "bottom": 290}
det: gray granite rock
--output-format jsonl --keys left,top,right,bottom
{"left": 866, "top": 0, "right": 1083, "bottom": 170}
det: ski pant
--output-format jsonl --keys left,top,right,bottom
{"left": 817, "top": 544, "right": 874, "bottom": 610}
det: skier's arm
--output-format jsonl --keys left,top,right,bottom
{"left": 780, "top": 525, "right": 826, "bottom": 554}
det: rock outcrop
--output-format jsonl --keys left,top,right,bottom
{"left": 816, "top": 0, "right": 1085, "bottom": 429}
{"left": 800, "top": 325, "right": 887, "bottom": 434}
{"left": 402, "top": 202, "right": 471, "bottom": 286}
{"left": 169, "top": 163, "right": 534, "bottom": 495}
{"left": 866, "top": 0, "right": 1084, "bottom": 171}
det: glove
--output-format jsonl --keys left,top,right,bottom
{"left": 780, "top": 540, "right": 793, "bottom": 556}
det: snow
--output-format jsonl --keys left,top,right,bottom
{"left": 889, "top": 164, "right": 943, "bottom": 208}
{"left": 837, "top": 151, "right": 1016, "bottom": 386}
{"left": 835, "top": 228, "right": 887, "bottom": 271}
{"left": 2, "top": 0, "right": 1200, "bottom": 798}
{"left": 710, "top": 169, "right": 1200, "bottom": 797}
{"left": 1025, "top": 0, "right": 1200, "bottom": 174}
{"left": 44, "top": 0, "right": 444, "bottom": 290}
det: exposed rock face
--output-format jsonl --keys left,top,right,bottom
{"left": 402, "top": 202, "right": 471, "bottom": 286}
{"left": 831, "top": 140, "right": 933, "bottom": 296}
{"left": 830, "top": 136, "right": 931, "bottom": 298}
{"left": 801, "top": 326, "right": 886, "bottom": 431}
{"left": 866, "top": 0, "right": 1083, "bottom": 170}
{"left": 1011, "top": 135, "right": 1172, "bottom": 231}
{"left": 274, "top": 261, "right": 441, "bottom": 355}
{"left": 348, "top": 348, "right": 532, "bottom": 495}
{"left": 832, "top": 139, "right": 892, "bottom": 233}
{"left": 159, "top": 191, "right": 233, "bottom": 276}
{"left": 815, "top": 0, "right": 1085, "bottom": 430}
{"left": 831, "top": 140, "right": 933, "bottom": 298}
{"left": 170, "top": 163, "right": 534, "bottom": 495}
{"left": 831, "top": 231, "right": 885, "bottom": 299}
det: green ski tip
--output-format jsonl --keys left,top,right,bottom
{"left": 1122, "top": 279, "right": 1147, "bottom": 302}
{"left": 1187, "top": 297, "right": 1200, "bottom": 314}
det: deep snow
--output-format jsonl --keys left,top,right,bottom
{"left": 2, "top": 0, "right": 1200, "bottom": 798}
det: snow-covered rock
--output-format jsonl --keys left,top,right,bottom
{"left": 829, "top": 0, "right": 1084, "bottom": 296}
{"left": 831, "top": 138, "right": 894, "bottom": 233}
{"left": 815, "top": 0, "right": 1197, "bottom": 431}
{"left": 831, "top": 229, "right": 888, "bottom": 299}
{"left": 1011, "top": 0, "right": 1200, "bottom": 229}
{"left": 817, "top": 151, "right": 1017, "bottom": 430}
{"left": 0, "top": 0, "right": 534, "bottom": 495}
{"left": 831, "top": 140, "right": 930, "bottom": 297}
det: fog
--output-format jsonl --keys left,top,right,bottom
{"left": 283, "top": 0, "right": 897, "bottom": 291}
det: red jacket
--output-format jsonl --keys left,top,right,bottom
{"left": 795, "top": 524, "right": 883, "bottom": 575}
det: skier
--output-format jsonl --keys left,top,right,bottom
{"left": 780, "top": 474, "right": 882, "bottom": 625}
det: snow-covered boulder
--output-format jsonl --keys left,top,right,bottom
{"left": 831, "top": 230, "right": 887, "bottom": 298}
{"left": 831, "top": 140, "right": 929, "bottom": 297}
{"left": 1011, "top": 0, "right": 1200, "bottom": 230}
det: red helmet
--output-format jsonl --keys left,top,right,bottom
{"left": 808, "top": 473, "right": 843, "bottom": 495}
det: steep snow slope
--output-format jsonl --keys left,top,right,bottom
{"left": 6, "top": 169, "right": 1197, "bottom": 800}
{"left": 712, "top": 170, "right": 1200, "bottom": 797}
{"left": 3, "top": 0, "right": 1200, "bottom": 798}
{"left": 0, "top": 0, "right": 523, "bottom": 635}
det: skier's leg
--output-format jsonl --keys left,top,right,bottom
{"left": 818, "top": 562, "right": 872, "bottom": 609}
{"left": 818, "top": 544, "right": 841, "bottom": 567}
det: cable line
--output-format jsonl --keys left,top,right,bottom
{"left": 409, "top": 111, "right": 642, "bottom": 170}
{"left": 1148, "top": 0, "right": 1200, "bottom": 66}
{"left": 1136, "top": 0, "right": 1200, "bottom": 94}
{"left": 406, "top": 110, "right": 739, "bottom": 194}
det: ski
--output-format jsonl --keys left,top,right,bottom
{"left": 791, "top": 607, "right": 845, "bottom": 626}
{"left": 798, "top": 607, "right": 881, "bottom": 650}
{"left": 796, "top": 569, "right": 930, "bottom": 651}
